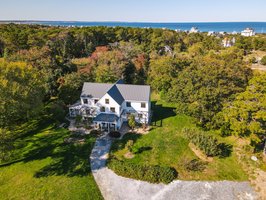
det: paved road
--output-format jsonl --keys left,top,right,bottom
{"left": 90, "top": 135, "right": 257, "bottom": 200}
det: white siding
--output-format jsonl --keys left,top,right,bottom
{"left": 97, "top": 93, "right": 121, "bottom": 116}
{"left": 122, "top": 100, "right": 151, "bottom": 123}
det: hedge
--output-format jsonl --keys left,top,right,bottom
{"left": 109, "top": 131, "right": 121, "bottom": 138}
{"left": 107, "top": 159, "right": 177, "bottom": 184}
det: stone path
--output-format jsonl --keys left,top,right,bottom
{"left": 90, "top": 135, "right": 258, "bottom": 200}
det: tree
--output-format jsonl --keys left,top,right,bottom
{"left": 168, "top": 55, "right": 251, "bottom": 128}
{"left": 58, "top": 72, "right": 92, "bottom": 105}
{"left": 128, "top": 115, "right": 136, "bottom": 130}
{"left": 0, "top": 60, "right": 45, "bottom": 128}
{"left": 222, "top": 72, "right": 266, "bottom": 143}
{"left": 260, "top": 55, "right": 266, "bottom": 65}
{"left": 148, "top": 56, "right": 189, "bottom": 96}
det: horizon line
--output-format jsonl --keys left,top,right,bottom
{"left": 1, "top": 20, "right": 266, "bottom": 23}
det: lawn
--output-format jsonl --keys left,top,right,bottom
{"left": 0, "top": 120, "right": 103, "bottom": 200}
{"left": 109, "top": 95, "right": 248, "bottom": 181}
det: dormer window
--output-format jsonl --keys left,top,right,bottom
{"left": 126, "top": 102, "right": 131, "bottom": 107}
{"left": 105, "top": 98, "right": 109, "bottom": 104}
{"left": 83, "top": 99, "right": 88, "bottom": 104}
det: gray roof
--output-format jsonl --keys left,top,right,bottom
{"left": 81, "top": 80, "right": 150, "bottom": 104}
{"left": 81, "top": 82, "right": 113, "bottom": 98}
{"left": 93, "top": 113, "right": 119, "bottom": 122}
{"left": 116, "top": 84, "right": 150, "bottom": 102}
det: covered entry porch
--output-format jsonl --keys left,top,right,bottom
{"left": 93, "top": 113, "right": 120, "bottom": 132}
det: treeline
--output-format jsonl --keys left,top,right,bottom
{"left": 0, "top": 24, "right": 266, "bottom": 158}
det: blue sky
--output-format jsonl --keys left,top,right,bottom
{"left": 0, "top": 0, "right": 265, "bottom": 22}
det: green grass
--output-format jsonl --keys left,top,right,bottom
{"left": 0, "top": 121, "right": 103, "bottom": 200}
{"left": 109, "top": 95, "right": 248, "bottom": 181}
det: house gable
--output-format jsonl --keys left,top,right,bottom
{"left": 97, "top": 93, "right": 121, "bottom": 115}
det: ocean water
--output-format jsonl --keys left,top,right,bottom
{"left": 10, "top": 21, "right": 266, "bottom": 33}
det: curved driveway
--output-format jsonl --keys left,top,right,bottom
{"left": 90, "top": 135, "right": 257, "bottom": 200}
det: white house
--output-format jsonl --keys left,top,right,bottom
{"left": 207, "top": 31, "right": 215, "bottom": 36}
{"left": 69, "top": 80, "right": 151, "bottom": 132}
{"left": 222, "top": 37, "right": 236, "bottom": 47}
{"left": 241, "top": 28, "right": 255, "bottom": 37}
{"left": 189, "top": 27, "right": 199, "bottom": 33}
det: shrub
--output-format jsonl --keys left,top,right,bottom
{"left": 261, "top": 55, "right": 266, "bottom": 65}
{"left": 184, "top": 159, "right": 206, "bottom": 172}
{"left": 109, "top": 131, "right": 121, "bottom": 138}
{"left": 90, "top": 130, "right": 100, "bottom": 136}
{"left": 128, "top": 114, "right": 136, "bottom": 129}
{"left": 220, "top": 122, "right": 232, "bottom": 137}
{"left": 108, "top": 159, "right": 177, "bottom": 184}
{"left": 183, "top": 128, "right": 222, "bottom": 157}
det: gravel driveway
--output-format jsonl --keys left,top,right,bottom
{"left": 90, "top": 134, "right": 257, "bottom": 200}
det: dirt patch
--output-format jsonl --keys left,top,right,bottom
{"left": 131, "top": 126, "right": 151, "bottom": 135}
{"left": 64, "top": 137, "right": 85, "bottom": 144}
{"left": 124, "top": 152, "right": 135, "bottom": 159}
{"left": 234, "top": 138, "right": 266, "bottom": 199}
{"left": 189, "top": 143, "right": 213, "bottom": 162}
{"left": 252, "top": 169, "right": 266, "bottom": 198}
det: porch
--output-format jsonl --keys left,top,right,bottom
{"left": 69, "top": 102, "right": 97, "bottom": 118}
{"left": 93, "top": 113, "right": 120, "bottom": 132}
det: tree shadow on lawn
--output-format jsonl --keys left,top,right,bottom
{"left": 111, "top": 133, "right": 142, "bottom": 152}
{"left": 34, "top": 142, "right": 92, "bottom": 178}
{"left": 1, "top": 124, "right": 95, "bottom": 178}
{"left": 134, "top": 146, "right": 153, "bottom": 154}
{"left": 151, "top": 101, "right": 176, "bottom": 127}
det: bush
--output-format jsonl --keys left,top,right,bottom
{"left": 108, "top": 159, "right": 177, "bottom": 184}
{"left": 184, "top": 159, "right": 206, "bottom": 172}
{"left": 128, "top": 114, "right": 136, "bottom": 129}
{"left": 109, "top": 131, "right": 121, "bottom": 138}
{"left": 183, "top": 128, "right": 221, "bottom": 157}
{"left": 90, "top": 130, "right": 100, "bottom": 136}
{"left": 220, "top": 122, "right": 232, "bottom": 137}
{"left": 261, "top": 55, "right": 266, "bottom": 65}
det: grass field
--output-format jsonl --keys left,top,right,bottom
{"left": 0, "top": 121, "right": 103, "bottom": 200}
{"left": 109, "top": 95, "right": 248, "bottom": 181}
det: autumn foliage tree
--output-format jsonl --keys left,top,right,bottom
{"left": 0, "top": 60, "right": 45, "bottom": 128}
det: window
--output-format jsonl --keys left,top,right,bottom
{"left": 83, "top": 99, "right": 88, "bottom": 104}
{"left": 126, "top": 102, "right": 131, "bottom": 107}
{"left": 105, "top": 98, "right": 109, "bottom": 104}
{"left": 141, "top": 102, "right": 146, "bottom": 108}
{"left": 94, "top": 99, "right": 98, "bottom": 104}
{"left": 110, "top": 107, "right": 116, "bottom": 113}
{"left": 138, "top": 113, "right": 143, "bottom": 119}
{"left": 100, "top": 107, "right": 105, "bottom": 112}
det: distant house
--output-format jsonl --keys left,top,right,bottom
{"left": 189, "top": 27, "right": 199, "bottom": 33}
{"left": 69, "top": 80, "right": 151, "bottom": 132}
{"left": 207, "top": 31, "right": 215, "bottom": 36}
{"left": 222, "top": 37, "right": 236, "bottom": 47}
{"left": 241, "top": 28, "right": 255, "bottom": 37}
